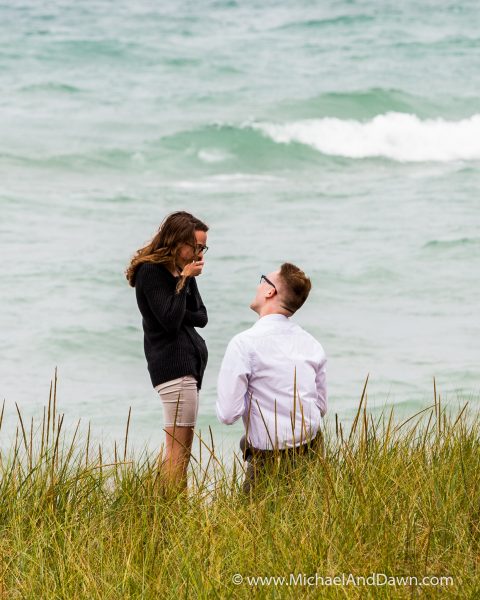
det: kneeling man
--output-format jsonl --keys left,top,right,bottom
{"left": 216, "top": 263, "right": 327, "bottom": 492}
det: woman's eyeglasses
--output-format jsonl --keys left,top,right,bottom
{"left": 189, "top": 244, "right": 209, "bottom": 254}
{"left": 260, "top": 274, "right": 277, "bottom": 291}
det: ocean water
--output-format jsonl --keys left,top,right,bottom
{"left": 1, "top": 0, "right": 479, "bottom": 455}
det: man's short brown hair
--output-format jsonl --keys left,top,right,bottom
{"left": 278, "top": 263, "right": 312, "bottom": 314}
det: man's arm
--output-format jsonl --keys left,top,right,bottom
{"left": 216, "top": 336, "right": 250, "bottom": 425}
{"left": 315, "top": 356, "right": 327, "bottom": 417}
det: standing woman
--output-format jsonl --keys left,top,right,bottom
{"left": 126, "top": 211, "right": 209, "bottom": 491}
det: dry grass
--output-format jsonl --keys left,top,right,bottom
{"left": 0, "top": 372, "right": 479, "bottom": 599}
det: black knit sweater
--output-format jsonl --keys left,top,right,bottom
{"left": 134, "top": 263, "right": 208, "bottom": 389}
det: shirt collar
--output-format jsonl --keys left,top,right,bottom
{"left": 253, "top": 313, "right": 290, "bottom": 328}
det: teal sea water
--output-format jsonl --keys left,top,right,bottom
{"left": 1, "top": 0, "right": 479, "bottom": 453}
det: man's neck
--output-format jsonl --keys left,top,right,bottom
{"left": 257, "top": 306, "right": 290, "bottom": 318}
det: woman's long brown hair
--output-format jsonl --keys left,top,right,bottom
{"left": 126, "top": 211, "right": 209, "bottom": 292}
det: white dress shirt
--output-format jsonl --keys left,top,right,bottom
{"left": 216, "top": 314, "right": 327, "bottom": 450}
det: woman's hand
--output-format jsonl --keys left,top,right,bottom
{"left": 181, "top": 259, "right": 204, "bottom": 278}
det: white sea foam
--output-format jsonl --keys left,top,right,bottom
{"left": 251, "top": 113, "right": 480, "bottom": 162}
{"left": 171, "top": 173, "right": 283, "bottom": 190}
{"left": 197, "top": 148, "right": 233, "bottom": 163}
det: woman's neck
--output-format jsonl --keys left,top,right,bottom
{"left": 165, "top": 261, "right": 183, "bottom": 277}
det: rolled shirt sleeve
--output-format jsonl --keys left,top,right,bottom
{"left": 315, "top": 356, "right": 327, "bottom": 417}
{"left": 216, "top": 336, "right": 251, "bottom": 425}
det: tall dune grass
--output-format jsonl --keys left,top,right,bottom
{"left": 0, "top": 372, "right": 478, "bottom": 598}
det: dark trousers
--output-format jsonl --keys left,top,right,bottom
{"left": 239, "top": 431, "right": 324, "bottom": 494}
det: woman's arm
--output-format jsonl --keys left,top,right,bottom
{"left": 183, "top": 306, "right": 208, "bottom": 328}
{"left": 183, "top": 277, "right": 208, "bottom": 328}
{"left": 143, "top": 275, "right": 189, "bottom": 335}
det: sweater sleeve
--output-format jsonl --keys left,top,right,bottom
{"left": 183, "top": 306, "right": 208, "bottom": 328}
{"left": 143, "top": 275, "right": 189, "bottom": 335}
{"left": 183, "top": 277, "right": 208, "bottom": 328}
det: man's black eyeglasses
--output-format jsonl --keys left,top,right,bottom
{"left": 260, "top": 274, "right": 276, "bottom": 291}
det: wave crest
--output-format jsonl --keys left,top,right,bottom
{"left": 251, "top": 113, "right": 480, "bottom": 162}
